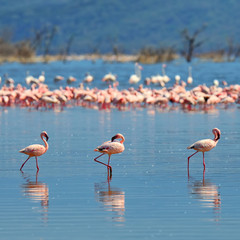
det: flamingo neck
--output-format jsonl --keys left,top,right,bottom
{"left": 119, "top": 137, "right": 125, "bottom": 144}
{"left": 137, "top": 70, "right": 141, "bottom": 79}
{"left": 135, "top": 64, "right": 141, "bottom": 79}
{"left": 162, "top": 66, "right": 166, "bottom": 76}
{"left": 111, "top": 135, "right": 125, "bottom": 144}
{"left": 41, "top": 135, "right": 49, "bottom": 151}
{"left": 214, "top": 137, "right": 219, "bottom": 142}
{"left": 213, "top": 132, "right": 220, "bottom": 142}
{"left": 189, "top": 67, "right": 192, "bottom": 77}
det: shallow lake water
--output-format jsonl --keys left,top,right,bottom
{"left": 1, "top": 57, "right": 240, "bottom": 90}
{"left": 0, "top": 105, "right": 240, "bottom": 240}
{"left": 0, "top": 59, "right": 240, "bottom": 239}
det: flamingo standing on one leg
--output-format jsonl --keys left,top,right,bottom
{"left": 19, "top": 131, "right": 49, "bottom": 171}
{"left": 94, "top": 133, "right": 125, "bottom": 174}
{"left": 187, "top": 128, "right": 221, "bottom": 169}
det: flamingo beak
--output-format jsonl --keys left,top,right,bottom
{"left": 217, "top": 131, "right": 220, "bottom": 140}
{"left": 111, "top": 135, "right": 118, "bottom": 142}
{"left": 45, "top": 134, "right": 49, "bottom": 142}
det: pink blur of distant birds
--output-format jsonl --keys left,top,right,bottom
{"left": 94, "top": 133, "right": 125, "bottom": 174}
{"left": 187, "top": 128, "right": 221, "bottom": 169}
{"left": 19, "top": 131, "right": 49, "bottom": 171}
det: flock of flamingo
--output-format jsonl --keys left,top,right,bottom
{"left": 18, "top": 130, "right": 221, "bottom": 223}
{"left": 19, "top": 128, "right": 220, "bottom": 175}
{"left": 0, "top": 63, "right": 232, "bottom": 173}
{"left": 0, "top": 63, "right": 239, "bottom": 112}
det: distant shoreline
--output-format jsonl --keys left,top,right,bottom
{"left": 0, "top": 54, "right": 139, "bottom": 64}
{"left": 0, "top": 52, "right": 235, "bottom": 64}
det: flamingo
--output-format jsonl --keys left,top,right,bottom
{"left": 19, "top": 131, "right": 49, "bottom": 171}
{"left": 83, "top": 73, "right": 94, "bottom": 83}
{"left": 213, "top": 79, "right": 219, "bottom": 87}
{"left": 102, "top": 73, "right": 117, "bottom": 83}
{"left": 129, "top": 62, "right": 142, "bottom": 84}
{"left": 67, "top": 76, "right": 77, "bottom": 84}
{"left": 187, "top": 66, "right": 193, "bottom": 84}
{"left": 175, "top": 75, "right": 181, "bottom": 85}
{"left": 38, "top": 71, "right": 45, "bottom": 83}
{"left": 4, "top": 73, "right": 14, "bottom": 86}
{"left": 162, "top": 64, "right": 170, "bottom": 83}
{"left": 25, "top": 71, "right": 38, "bottom": 85}
{"left": 222, "top": 80, "right": 228, "bottom": 86}
{"left": 54, "top": 75, "right": 64, "bottom": 82}
{"left": 187, "top": 128, "right": 221, "bottom": 169}
{"left": 94, "top": 133, "right": 125, "bottom": 174}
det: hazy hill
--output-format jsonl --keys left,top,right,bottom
{"left": 0, "top": 0, "right": 239, "bottom": 54}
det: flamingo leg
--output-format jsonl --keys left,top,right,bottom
{"left": 107, "top": 169, "right": 112, "bottom": 182}
{"left": 203, "top": 168, "right": 205, "bottom": 185}
{"left": 20, "top": 156, "right": 31, "bottom": 171}
{"left": 94, "top": 153, "right": 113, "bottom": 174}
{"left": 35, "top": 157, "right": 39, "bottom": 171}
{"left": 107, "top": 155, "right": 112, "bottom": 175}
{"left": 94, "top": 153, "right": 109, "bottom": 167}
{"left": 188, "top": 151, "right": 198, "bottom": 168}
{"left": 36, "top": 170, "right": 39, "bottom": 183}
{"left": 202, "top": 152, "right": 206, "bottom": 170}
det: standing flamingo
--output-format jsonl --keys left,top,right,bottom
{"left": 94, "top": 133, "right": 125, "bottom": 174}
{"left": 38, "top": 71, "right": 45, "bottom": 83}
{"left": 162, "top": 64, "right": 170, "bottom": 83}
{"left": 187, "top": 128, "right": 221, "bottom": 169}
{"left": 83, "top": 72, "right": 94, "bottom": 83}
{"left": 129, "top": 62, "right": 142, "bottom": 84}
{"left": 67, "top": 76, "right": 77, "bottom": 84}
{"left": 19, "top": 131, "right": 49, "bottom": 171}
{"left": 102, "top": 73, "right": 117, "bottom": 83}
{"left": 4, "top": 73, "right": 14, "bottom": 86}
{"left": 187, "top": 66, "right": 193, "bottom": 84}
{"left": 175, "top": 75, "right": 181, "bottom": 85}
{"left": 54, "top": 75, "right": 64, "bottom": 82}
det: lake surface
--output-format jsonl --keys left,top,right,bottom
{"left": 0, "top": 59, "right": 240, "bottom": 240}
{"left": 1, "top": 57, "right": 240, "bottom": 89}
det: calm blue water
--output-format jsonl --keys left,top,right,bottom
{"left": 0, "top": 57, "right": 240, "bottom": 89}
{"left": 0, "top": 60, "right": 240, "bottom": 240}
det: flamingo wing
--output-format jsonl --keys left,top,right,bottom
{"left": 19, "top": 144, "right": 46, "bottom": 156}
{"left": 94, "top": 141, "right": 111, "bottom": 153}
{"left": 187, "top": 139, "right": 216, "bottom": 152}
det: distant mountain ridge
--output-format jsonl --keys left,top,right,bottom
{"left": 0, "top": 0, "right": 239, "bottom": 54}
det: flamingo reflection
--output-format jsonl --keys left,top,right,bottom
{"left": 21, "top": 171, "right": 49, "bottom": 222}
{"left": 188, "top": 169, "right": 221, "bottom": 221}
{"left": 95, "top": 174, "right": 125, "bottom": 224}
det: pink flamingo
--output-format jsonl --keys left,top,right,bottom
{"left": 19, "top": 131, "right": 49, "bottom": 171}
{"left": 94, "top": 133, "right": 125, "bottom": 174}
{"left": 187, "top": 128, "right": 221, "bottom": 169}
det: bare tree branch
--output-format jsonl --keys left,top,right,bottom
{"left": 180, "top": 24, "right": 207, "bottom": 62}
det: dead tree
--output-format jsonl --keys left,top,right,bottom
{"left": 43, "top": 25, "right": 58, "bottom": 61}
{"left": 30, "top": 25, "right": 59, "bottom": 62}
{"left": 62, "top": 34, "right": 75, "bottom": 63}
{"left": 181, "top": 24, "right": 207, "bottom": 62}
{"left": 30, "top": 28, "right": 45, "bottom": 52}
{"left": 226, "top": 38, "right": 240, "bottom": 61}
